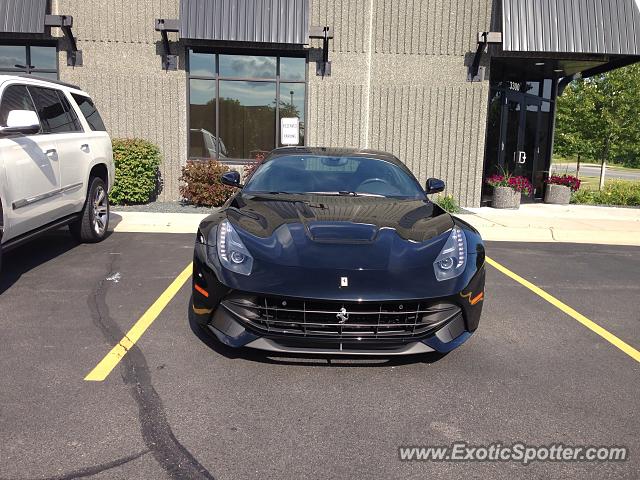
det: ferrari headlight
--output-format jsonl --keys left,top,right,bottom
{"left": 210, "top": 220, "right": 254, "bottom": 275}
{"left": 433, "top": 227, "right": 467, "bottom": 281}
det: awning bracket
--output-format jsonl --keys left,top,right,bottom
{"left": 468, "top": 31, "right": 502, "bottom": 82}
{"left": 45, "top": 15, "right": 82, "bottom": 67}
{"left": 310, "top": 26, "right": 334, "bottom": 77}
{"left": 155, "top": 19, "right": 180, "bottom": 71}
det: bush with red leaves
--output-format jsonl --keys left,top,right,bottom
{"left": 547, "top": 174, "right": 581, "bottom": 192}
{"left": 179, "top": 160, "right": 236, "bottom": 207}
{"left": 486, "top": 174, "right": 533, "bottom": 196}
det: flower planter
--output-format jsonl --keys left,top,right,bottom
{"left": 544, "top": 184, "right": 572, "bottom": 205}
{"left": 492, "top": 186, "right": 521, "bottom": 209}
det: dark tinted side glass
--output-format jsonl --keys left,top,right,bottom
{"left": 0, "top": 84, "right": 38, "bottom": 126}
{"left": 28, "top": 86, "right": 81, "bottom": 134}
{"left": 71, "top": 93, "right": 106, "bottom": 131}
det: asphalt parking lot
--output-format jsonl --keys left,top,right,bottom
{"left": 0, "top": 231, "right": 638, "bottom": 479}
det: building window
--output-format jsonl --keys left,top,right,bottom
{"left": 0, "top": 45, "right": 58, "bottom": 79}
{"left": 188, "top": 50, "right": 307, "bottom": 161}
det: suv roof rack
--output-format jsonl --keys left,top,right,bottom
{"left": 13, "top": 74, "right": 81, "bottom": 91}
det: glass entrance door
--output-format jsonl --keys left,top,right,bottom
{"left": 498, "top": 93, "right": 543, "bottom": 199}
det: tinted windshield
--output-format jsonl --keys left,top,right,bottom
{"left": 244, "top": 155, "right": 425, "bottom": 199}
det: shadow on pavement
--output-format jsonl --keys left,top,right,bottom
{"left": 0, "top": 229, "right": 113, "bottom": 295}
{"left": 187, "top": 300, "right": 448, "bottom": 367}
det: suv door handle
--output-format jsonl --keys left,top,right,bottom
{"left": 44, "top": 148, "right": 57, "bottom": 158}
{"left": 81, "top": 144, "right": 90, "bottom": 153}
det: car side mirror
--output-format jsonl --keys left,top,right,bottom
{"left": 221, "top": 170, "right": 243, "bottom": 188}
{"left": 425, "top": 178, "right": 445, "bottom": 195}
{"left": 0, "top": 110, "right": 40, "bottom": 135}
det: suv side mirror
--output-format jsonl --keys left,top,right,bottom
{"left": 221, "top": 170, "right": 243, "bottom": 188}
{"left": 0, "top": 110, "right": 40, "bottom": 136}
{"left": 426, "top": 178, "right": 445, "bottom": 195}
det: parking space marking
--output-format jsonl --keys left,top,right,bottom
{"left": 84, "top": 263, "right": 193, "bottom": 382}
{"left": 486, "top": 256, "right": 640, "bottom": 364}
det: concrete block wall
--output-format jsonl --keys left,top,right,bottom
{"left": 52, "top": 0, "right": 494, "bottom": 206}
{"left": 309, "top": 0, "right": 494, "bottom": 206}
{"left": 54, "top": 0, "right": 187, "bottom": 201}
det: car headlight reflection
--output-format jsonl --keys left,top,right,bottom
{"left": 208, "top": 219, "right": 254, "bottom": 275}
{"left": 433, "top": 227, "right": 467, "bottom": 281}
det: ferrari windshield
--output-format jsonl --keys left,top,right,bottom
{"left": 244, "top": 155, "right": 425, "bottom": 199}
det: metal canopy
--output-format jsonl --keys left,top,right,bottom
{"left": 502, "top": 0, "right": 640, "bottom": 56}
{"left": 179, "top": 0, "right": 309, "bottom": 44}
{"left": 0, "top": 0, "right": 47, "bottom": 34}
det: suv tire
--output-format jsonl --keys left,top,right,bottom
{"left": 70, "top": 177, "right": 110, "bottom": 243}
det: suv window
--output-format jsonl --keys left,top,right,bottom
{"left": 28, "top": 86, "right": 82, "bottom": 134}
{"left": 71, "top": 93, "right": 106, "bottom": 131}
{"left": 0, "top": 84, "right": 38, "bottom": 127}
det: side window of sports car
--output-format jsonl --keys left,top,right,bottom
{"left": 0, "top": 84, "right": 38, "bottom": 127}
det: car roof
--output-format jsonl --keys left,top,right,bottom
{"left": 267, "top": 146, "right": 407, "bottom": 169}
{"left": 0, "top": 74, "right": 86, "bottom": 95}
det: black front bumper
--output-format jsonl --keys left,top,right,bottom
{"left": 191, "top": 252, "right": 485, "bottom": 355}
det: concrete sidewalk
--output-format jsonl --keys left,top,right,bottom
{"left": 456, "top": 204, "right": 640, "bottom": 246}
{"left": 108, "top": 204, "right": 640, "bottom": 246}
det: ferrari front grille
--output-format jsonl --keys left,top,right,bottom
{"left": 221, "top": 294, "right": 462, "bottom": 339}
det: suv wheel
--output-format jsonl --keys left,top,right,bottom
{"left": 70, "top": 177, "right": 110, "bottom": 243}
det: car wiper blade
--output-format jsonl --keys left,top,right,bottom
{"left": 249, "top": 191, "right": 299, "bottom": 195}
{"left": 309, "top": 191, "right": 362, "bottom": 197}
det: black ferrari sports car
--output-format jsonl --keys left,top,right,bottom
{"left": 191, "top": 147, "right": 485, "bottom": 355}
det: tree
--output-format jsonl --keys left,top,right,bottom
{"left": 555, "top": 63, "right": 640, "bottom": 170}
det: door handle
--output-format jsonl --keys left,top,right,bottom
{"left": 44, "top": 148, "right": 58, "bottom": 158}
{"left": 81, "top": 144, "right": 90, "bottom": 153}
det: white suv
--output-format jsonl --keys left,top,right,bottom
{"left": 0, "top": 75, "right": 114, "bottom": 269}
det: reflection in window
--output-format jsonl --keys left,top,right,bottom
{"left": 189, "top": 79, "right": 217, "bottom": 158}
{"left": 483, "top": 89, "right": 503, "bottom": 174}
{"left": 30, "top": 71, "right": 58, "bottom": 80}
{"left": 0, "top": 45, "right": 57, "bottom": 78}
{"left": 0, "top": 45, "right": 26, "bottom": 69}
{"left": 219, "top": 81, "right": 276, "bottom": 158}
{"left": 30, "top": 46, "right": 57, "bottom": 70}
{"left": 189, "top": 51, "right": 215, "bottom": 77}
{"left": 280, "top": 57, "right": 306, "bottom": 81}
{"left": 542, "top": 79, "right": 553, "bottom": 100}
{"left": 219, "top": 55, "right": 276, "bottom": 79}
{"left": 29, "top": 86, "right": 81, "bottom": 134}
{"left": 72, "top": 94, "right": 107, "bottom": 131}
{"left": 187, "top": 52, "right": 307, "bottom": 160}
{"left": 279, "top": 83, "right": 305, "bottom": 146}
{"left": 0, "top": 85, "right": 37, "bottom": 126}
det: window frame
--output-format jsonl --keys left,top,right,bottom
{"left": 0, "top": 42, "right": 59, "bottom": 79}
{"left": 186, "top": 47, "right": 308, "bottom": 164}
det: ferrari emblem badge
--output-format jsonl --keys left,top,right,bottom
{"left": 337, "top": 307, "right": 349, "bottom": 324}
{"left": 340, "top": 276, "right": 349, "bottom": 287}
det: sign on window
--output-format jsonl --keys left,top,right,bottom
{"left": 281, "top": 117, "right": 300, "bottom": 145}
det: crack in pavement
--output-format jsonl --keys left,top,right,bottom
{"left": 85, "top": 239, "right": 215, "bottom": 479}
{"left": 0, "top": 449, "right": 150, "bottom": 480}
{"left": 2, "top": 238, "right": 214, "bottom": 480}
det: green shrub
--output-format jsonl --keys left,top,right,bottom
{"left": 180, "top": 160, "right": 236, "bottom": 207}
{"left": 435, "top": 194, "right": 461, "bottom": 213}
{"left": 109, "top": 139, "right": 161, "bottom": 205}
{"left": 571, "top": 180, "right": 640, "bottom": 206}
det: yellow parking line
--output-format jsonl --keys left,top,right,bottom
{"left": 486, "top": 256, "right": 640, "bottom": 364}
{"left": 84, "top": 263, "right": 193, "bottom": 382}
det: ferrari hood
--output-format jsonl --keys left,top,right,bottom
{"left": 197, "top": 194, "right": 482, "bottom": 300}
{"left": 225, "top": 193, "right": 454, "bottom": 243}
